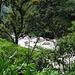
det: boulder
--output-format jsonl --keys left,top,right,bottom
{"left": 42, "top": 42, "right": 50, "bottom": 45}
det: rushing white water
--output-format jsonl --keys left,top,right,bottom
{"left": 18, "top": 35, "right": 57, "bottom": 49}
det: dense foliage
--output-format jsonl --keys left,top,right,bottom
{"left": 0, "top": 0, "right": 75, "bottom": 75}
{"left": 0, "top": 38, "right": 59, "bottom": 75}
{"left": 0, "top": 38, "right": 75, "bottom": 75}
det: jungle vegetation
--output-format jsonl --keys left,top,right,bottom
{"left": 0, "top": 0, "right": 75, "bottom": 75}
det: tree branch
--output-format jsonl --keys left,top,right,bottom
{"left": 0, "top": 27, "right": 14, "bottom": 43}
{"left": 30, "top": 37, "right": 40, "bottom": 57}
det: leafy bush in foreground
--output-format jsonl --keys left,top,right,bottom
{"left": 0, "top": 38, "right": 75, "bottom": 75}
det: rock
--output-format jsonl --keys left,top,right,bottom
{"left": 45, "top": 38, "right": 50, "bottom": 41}
{"left": 24, "top": 41, "right": 29, "bottom": 45}
{"left": 42, "top": 42, "right": 50, "bottom": 45}
{"left": 38, "top": 39, "right": 45, "bottom": 43}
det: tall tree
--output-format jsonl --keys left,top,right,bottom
{"left": 0, "top": 0, "right": 45, "bottom": 44}
{"left": 0, "top": 0, "right": 34, "bottom": 44}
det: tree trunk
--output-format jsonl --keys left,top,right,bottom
{"left": 15, "top": 35, "right": 18, "bottom": 44}
{"left": 0, "top": 0, "right": 2, "bottom": 13}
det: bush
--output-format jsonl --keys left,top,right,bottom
{"left": 35, "top": 67, "right": 60, "bottom": 75}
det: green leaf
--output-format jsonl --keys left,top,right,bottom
{"left": 0, "top": 50, "right": 5, "bottom": 53}
{"left": 0, "top": 57, "right": 3, "bottom": 74}
{"left": 3, "top": 59, "right": 11, "bottom": 70}
{"left": 26, "top": 67, "right": 31, "bottom": 75}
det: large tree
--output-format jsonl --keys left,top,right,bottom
{"left": 0, "top": 0, "right": 45, "bottom": 44}
{"left": 0, "top": 0, "right": 34, "bottom": 44}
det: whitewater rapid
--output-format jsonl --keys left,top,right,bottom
{"left": 18, "top": 36, "right": 57, "bottom": 49}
